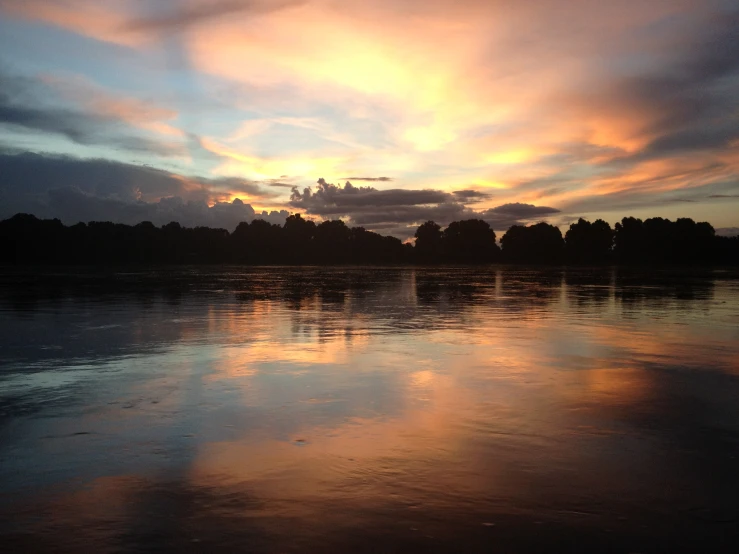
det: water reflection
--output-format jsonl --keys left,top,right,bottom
{"left": 1, "top": 267, "right": 738, "bottom": 552}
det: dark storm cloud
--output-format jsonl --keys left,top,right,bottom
{"left": 0, "top": 150, "right": 285, "bottom": 230}
{"left": 1, "top": 151, "right": 194, "bottom": 202}
{"left": 288, "top": 178, "right": 559, "bottom": 236}
{"left": 0, "top": 150, "right": 275, "bottom": 201}
{"left": 603, "top": 11, "right": 739, "bottom": 161}
{"left": 349, "top": 203, "right": 470, "bottom": 227}
{"left": 287, "top": 181, "right": 473, "bottom": 225}
{"left": 452, "top": 189, "right": 493, "bottom": 202}
{"left": 0, "top": 72, "right": 185, "bottom": 156}
{"left": 37, "top": 187, "right": 288, "bottom": 231}
{"left": 0, "top": 102, "right": 183, "bottom": 156}
{"left": 644, "top": 125, "right": 739, "bottom": 156}
{"left": 480, "top": 203, "right": 561, "bottom": 219}
{"left": 0, "top": 102, "right": 89, "bottom": 143}
{"left": 682, "top": 10, "right": 739, "bottom": 82}
{"left": 534, "top": 8, "right": 739, "bottom": 221}
{"left": 289, "top": 178, "right": 454, "bottom": 214}
{"left": 0, "top": 162, "right": 562, "bottom": 238}
{"left": 478, "top": 202, "right": 561, "bottom": 230}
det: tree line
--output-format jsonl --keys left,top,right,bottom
{"left": 1, "top": 212, "right": 737, "bottom": 266}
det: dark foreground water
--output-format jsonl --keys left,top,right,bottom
{"left": 1, "top": 267, "right": 738, "bottom": 553}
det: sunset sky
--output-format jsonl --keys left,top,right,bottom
{"left": 1, "top": 0, "right": 738, "bottom": 238}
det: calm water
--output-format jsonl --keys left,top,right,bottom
{"left": 1, "top": 267, "right": 738, "bottom": 553}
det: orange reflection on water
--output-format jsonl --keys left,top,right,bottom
{"left": 3, "top": 268, "right": 739, "bottom": 552}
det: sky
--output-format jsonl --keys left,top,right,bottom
{"left": 0, "top": 0, "right": 738, "bottom": 238}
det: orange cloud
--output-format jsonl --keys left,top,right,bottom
{"left": 2, "top": 0, "right": 737, "bottom": 226}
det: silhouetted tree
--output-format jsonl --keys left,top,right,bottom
{"left": 565, "top": 218, "right": 613, "bottom": 264}
{"left": 314, "top": 220, "right": 352, "bottom": 263}
{"left": 350, "top": 227, "right": 406, "bottom": 264}
{"left": 715, "top": 235, "right": 739, "bottom": 264}
{"left": 414, "top": 221, "right": 442, "bottom": 263}
{"left": 674, "top": 218, "right": 715, "bottom": 265}
{"left": 0, "top": 213, "right": 736, "bottom": 267}
{"left": 162, "top": 221, "right": 186, "bottom": 263}
{"left": 614, "top": 216, "right": 719, "bottom": 265}
{"left": 283, "top": 213, "right": 316, "bottom": 263}
{"left": 613, "top": 217, "right": 646, "bottom": 263}
{"left": 242, "top": 219, "right": 283, "bottom": 264}
{"left": 441, "top": 219, "right": 500, "bottom": 263}
{"left": 501, "top": 222, "right": 565, "bottom": 264}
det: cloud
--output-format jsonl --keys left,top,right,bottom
{"left": 452, "top": 189, "right": 493, "bottom": 202}
{"left": 40, "top": 73, "right": 184, "bottom": 138}
{"left": 0, "top": 0, "right": 142, "bottom": 46}
{"left": 556, "top": 158, "right": 739, "bottom": 215}
{"left": 0, "top": 150, "right": 284, "bottom": 229}
{"left": 565, "top": 10, "right": 739, "bottom": 163}
{"left": 349, "top": 204, "right": 469, "bottom": 227}
{"left": 288, "top": 178, "right": 559, "bottom": 236}
{"left": 38, "top": 187, "right": 288, "bottom": 230}
{"left": 265, "top": 181, "right": 297, "bottom": 188}
{"left": 0, "top": 71, "right": 187, "bottom": 156}
{"left": 289, "top": 178, "right": 455, "bottom": 214}
{"left": 0, "top": 102, "right": 183, "bottom": 156}
{"left": 481, "top": 203, "right": 561, "bottom": 219}
{"left": 478, "top": 202, "right": 561, "bottom": 230}
{"left": 1, "top": 0, "right": 738, "bottom": 232}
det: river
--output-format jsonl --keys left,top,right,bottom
{"left": 1, "top": 267, "right": 738, "bottom": 552}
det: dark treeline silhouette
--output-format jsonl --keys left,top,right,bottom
{"left": 501, "top": 222, "right": 565, "bottom": 264}
{"left": 414, "top": 219, "right": 500, "bottom": 263}
{"left": 1, "top": 213, "right": 737, "bottom": 266}
{"left": 0, "top": 213, "right": 409, "bottom": 265}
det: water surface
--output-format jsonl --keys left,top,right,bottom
{"left": 1, "top": 267, "right": 738, "bottom": 552}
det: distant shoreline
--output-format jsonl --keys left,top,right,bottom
{"left": 2, "top": 213, "right": 737, "bottom": 267}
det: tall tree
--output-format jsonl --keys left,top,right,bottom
{"left": 565, "top": 218, "right": 613, "bottom": 263}
{"left": 501, "top": 222, "right": 564, "bottom": 264}
{"left": 441, "top": 219, "right": 500, "bottom": 263}
{"left": 414, "top": 221, "right": 442, "bottom": 263}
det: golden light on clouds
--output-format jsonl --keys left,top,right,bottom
{"left": 0, "top": 0, "right": 737, "bottom": 231}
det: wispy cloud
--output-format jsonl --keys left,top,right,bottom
{"left": 0, "top": 71, "right": 188, "bottom": 157}
{"left": 340, "top": 176, "right": 393, "bottom": 182}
